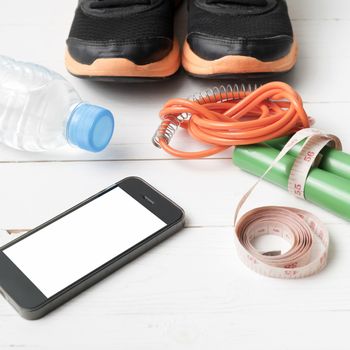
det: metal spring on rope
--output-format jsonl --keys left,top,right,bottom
{"left": 152, "top": 83, "right": 259, "bottom": 148}
{"left": 152, "top": 113, "right": 189, "bottom": 148}
{"left": 192, "top": 83, "right": 259, "bottom": 104}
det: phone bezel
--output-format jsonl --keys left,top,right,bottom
{"left": 0, "top": 177, "right": 184, "bottom": 319}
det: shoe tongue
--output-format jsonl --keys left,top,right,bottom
{"left": 206, "top": 0, "right": 267, "bottom": 5}
{"left": 90, "top": 0, "right": 150, "bottom": 9}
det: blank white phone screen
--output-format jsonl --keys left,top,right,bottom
{"left": 4, "top": 187, "right": 166, "bottom": 298}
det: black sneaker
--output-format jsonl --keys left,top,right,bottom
{"left": 182, "top": 0, "right": 297, "bottom": 78}
{"left": 65, "top": 0, "right": 181, "bottom": 81}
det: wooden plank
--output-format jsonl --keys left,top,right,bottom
{"left": 1, "top": 224, "right": 350, "bottom": 348}
{"left": 289, "top": 0, "right": 350, "bottom": 19}
{"left": 0, "top": 101, "right": 348, "bottom": 162}
{"left": 0, "top": 159, "right": 346, "bottom": 235}
{"left": 1, "top": 310, "right": 349, "bottom": 349}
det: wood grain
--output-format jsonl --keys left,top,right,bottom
{"left": 1, "top": 0, "right": 350, "bottom": 349}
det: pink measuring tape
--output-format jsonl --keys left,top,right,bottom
{"left": 234, "top": 128, "right": 342, "bottom": 279}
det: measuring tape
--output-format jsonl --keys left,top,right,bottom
{"left": 234, "top": 128, "right": 342, "bottom": 278}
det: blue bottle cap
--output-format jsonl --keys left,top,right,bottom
{"left": 67, "top": 103, "right": 114, "bottom": 152}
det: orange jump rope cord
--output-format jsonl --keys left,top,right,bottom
{"left": 157, "top": 82, "right": 310, "bottom": 159}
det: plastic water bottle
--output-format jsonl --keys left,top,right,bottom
{"left": 0, "top": 56, "right": 114, "bottom": 152}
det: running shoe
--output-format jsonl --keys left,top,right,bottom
{"left": 65, "top": 0, "right": 181, "bottom": 81}
{"left": 182, "top": 0, "right": 297, "bottom": 78}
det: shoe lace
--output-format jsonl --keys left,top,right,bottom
{"left": 90, "top": 0, "right": 151, "bottom": 9}
{"left": 206, "top": 0, "right": 267, "bottom": 5}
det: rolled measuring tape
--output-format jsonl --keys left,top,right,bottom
{"left": 234, "top": 128, "right": 341, "bottom": 279}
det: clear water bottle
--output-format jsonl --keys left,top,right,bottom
{"left": 0, "top": 56, "right": 114, "bottom": 152}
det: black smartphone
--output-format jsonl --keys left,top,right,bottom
{"left": 0, "top": 177, "right": 185, "bottom": 320}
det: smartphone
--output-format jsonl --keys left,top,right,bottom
{"left": 0, "top": 177, "right": 184, "bottom": 320}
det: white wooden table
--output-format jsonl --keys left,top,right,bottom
{"left": 1, "top": 1, "right": 350, "bottom": 348}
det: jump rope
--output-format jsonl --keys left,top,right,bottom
{"left": 153, "top": 82, "right": 310, "bottom": 158}
{"left": 153, "top": 82, "right": 350, "bottom": 278}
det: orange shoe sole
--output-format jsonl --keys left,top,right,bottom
{"left": 182, "top": 39, "right": 298, "bottom": 78}
{"left": 65, "top": 39, "right": 181, "bottom": 81}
